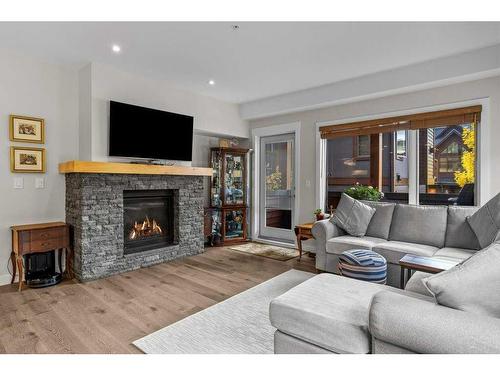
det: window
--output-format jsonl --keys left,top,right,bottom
{"left": 326, "top": 132, "right": 409, "bottom": 209}
{"left": 320, "top": 106, "right": 480, "bottom": 208}
{"left": 355, "top": 135, "right": 370, "bottom": 158}
{"left": 419, "top": 123, "right": 475, "bottom": 205}
{"left": 396, "top": 131, "right": 407, "bottom": 159}
{"left": 443, "top": 141, "right": 459, "bottom": 154}
{"left": 438, "top": 156, "right": 461, "bottom": 172}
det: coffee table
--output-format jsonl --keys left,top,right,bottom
{"left": 399, "top": 254, "right": 460, "bottom": 288}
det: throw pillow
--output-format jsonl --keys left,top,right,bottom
{"left": 423, "top": 242, "right": 500, "bottom": 318}
{"left": 466, "top": 192, "right": 500, "bottom": 249}
{"left": 331, "top": 193, "right": 376, "bottom": 237}
{"left": 362, "top": 200, "right": 395, "bottom": 240}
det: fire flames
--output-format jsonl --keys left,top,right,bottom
{"left": 128, "top": 216, "right": 163, "bottom": 240}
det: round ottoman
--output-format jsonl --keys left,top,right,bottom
{"left": 338, "top": 249, "right": 387, "bottom": 284}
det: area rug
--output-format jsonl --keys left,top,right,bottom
{"left": 227, "top": 242, "right": 300, "bottom": 261}
{"left": 132, "top": 269, "right": 314, "bottom": 354}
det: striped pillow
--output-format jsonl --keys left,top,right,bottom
{"left": 338, "top": 249, "right": 387, "bottom": 284}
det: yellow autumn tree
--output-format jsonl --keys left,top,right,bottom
{"left": 454, "top": 124, "right": 475, "bottom": 187}
{"left": 266, "top": 165, "right": 283, "bottom": 191}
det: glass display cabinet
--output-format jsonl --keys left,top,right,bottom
{"left": 209, "top": 147, "right": 249, "bottom": 244}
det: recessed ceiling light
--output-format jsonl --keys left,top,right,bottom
{"left": 208, "top": 80, "right": 215, "bottom": 86}
{"left": 231, "top": 25, "right": 240, "bottom": 31}
{"left": 112, "top": 44, "right": 121, "bottom": 53}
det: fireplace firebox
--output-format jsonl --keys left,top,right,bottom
{"left": 123, "top": 190, "right": 175, "bottom": 255}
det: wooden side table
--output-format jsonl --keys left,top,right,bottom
{"left": 11, "top": 221, "right": 72, "bottom": 291}
{"left": 399, "top": 254, "right": 460, "bottom": 288}
{"left": 294, "top": 223, "right": 314, "bottom": 261}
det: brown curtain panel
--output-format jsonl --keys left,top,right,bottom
{"left": 319, "top": 105, "right": 481, "bottom": 139}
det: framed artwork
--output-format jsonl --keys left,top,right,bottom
{"left": 9, "top": 115, "right": 45, "bottom": 143}
{"left": 10, "top": 146, "right": 46, "bottom": 173}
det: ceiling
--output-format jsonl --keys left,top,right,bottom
{"left": 0, "top": 22, "right": 499, "bottom": 103}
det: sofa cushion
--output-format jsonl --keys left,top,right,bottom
{"left": 445, "top": 206, "right": 480, "bottom": 250}
{"left": 269, "top": 273, "right": 390, "bottom": 353}
{"left": 389, "top": 204, "right": 447, "bottom": 248}
{"left": 362, "top": 201, "right": 396, "bottom": 240}
{"left": 405, "top": 271, "right": 434, "bottom": 298}
{"left": 424, "top": 242, "right": 500, "bottom": 318}
{"left": 372, "top": 241, "right": 438, "bottom": 264}
{"left": 326, "top": 235, "right": 387, "bottom": 255}
{"left": 433, "top": 247, "right": 476, "bottom": 261}
{"left": 331, "top": 193, "right": 376, "bottom": 237}
{"left": 466, "top": 192, "right": 500, "bottom": 249}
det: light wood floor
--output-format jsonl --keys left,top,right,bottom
{"left": 0, "top": 246, "right": 316, "bottom": 354}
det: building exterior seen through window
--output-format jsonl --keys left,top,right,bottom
{"left": 326, "top": 123, "right": 476, "bottom": 209}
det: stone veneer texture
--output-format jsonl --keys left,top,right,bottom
{"left": 65, "top": 173, "right": 205, "bottom": 281}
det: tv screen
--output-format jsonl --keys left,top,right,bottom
{"left": 109, "top": 101, "right": 194, "bottom": 161}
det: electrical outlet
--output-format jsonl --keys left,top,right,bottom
{"left": 35, "top": 177, "right": 45, "bottom": 189}
{"left": 13, "top": 177, "right": 24, "bottom": 189}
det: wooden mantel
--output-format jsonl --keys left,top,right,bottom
{"left": 59, "top": 160, "right": 212, "bottom": 176}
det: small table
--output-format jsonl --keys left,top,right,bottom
{"left": 294, "top": 223, "right": 314, "bottom": 261}
{"left": 399, "top": 254, "right": 460, "bottom": 288}
{"left": 11, "top": 222, "right": 72, "bottom": 291}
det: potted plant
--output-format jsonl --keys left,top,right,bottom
{"left": 314, "top": 208, "right": 324, "bottom": 221}
{"left": 344, "top": 183, "right": 383, "bottom": 201}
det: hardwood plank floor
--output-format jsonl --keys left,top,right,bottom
{"left": 0, "top": 246, "right": 316, "bottom": 354}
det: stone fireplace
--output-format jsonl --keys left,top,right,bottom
{"left": 62, "top": 163, "right": 210, "bottom": 281}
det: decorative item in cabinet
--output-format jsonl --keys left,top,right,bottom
{"left": 204, "top": 207, "right": 222, "bottom": 246}
{"left": 223, "top": 208, "right": 246, "bottom": 241}
{"left": 224, "top": 152, "right": 245, "bottom": 205}
{"left": 211, "top": 149, "right": 222, "bottom": 207}
{"left": 209, "top": 147, "right": 249, "bottom": 244}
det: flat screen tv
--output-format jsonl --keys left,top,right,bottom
{"left": 109, "top": 101, "right": 194, "bottom": 161}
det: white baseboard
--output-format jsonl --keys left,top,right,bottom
{"left": 0, "top": 273, "right": 13, "bottom": 286}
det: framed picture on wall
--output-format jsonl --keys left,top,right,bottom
{"left": 10, "top": 146, "right": 46, "bottom": 173}
{"left": 9, "top": 115, "right": 45, "bottom": 143}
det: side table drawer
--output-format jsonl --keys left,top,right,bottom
{"left": 29, "top": 238, "right": 64, "bottom": 253}
{"left": 30, "top": 227, "right": 66, "bottom": 241}
{"left": 18, "top": 228, "right": 68, "bottom": 255}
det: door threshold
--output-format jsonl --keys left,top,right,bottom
{"left": 252, "top": 237, "right": 296, "bottom": 249}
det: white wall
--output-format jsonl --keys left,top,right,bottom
{"left": 78, "top": 64, "right": 92, "bottom": 160}
{"left": 0, "top": 50, "right": 79, "bottom": 284}
{"left": 83, "top": 62, "right": 248, "bottom": 162}
{"left": 249, "top": 76, "right": 500, "bottom": 224}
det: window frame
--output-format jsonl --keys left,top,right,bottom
{"left": 316, "top": 102, "right": 486, "bottom": 211}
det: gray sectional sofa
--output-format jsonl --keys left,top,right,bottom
{"left": 312, "top": 201, "right": 480, "bottom": 286}
{"left": 269, "top": 201, "right": 500, "bottom": 353}
{"left": 270, "top": 269, "right": 500, "bottom": 353}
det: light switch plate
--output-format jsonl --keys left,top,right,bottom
{"left": 13, "top": 177, "right": 24, "bottom": 189}
{"left": 35, "top": 177, "right": 45, "bottom": 189}
{"left": 305, "top": 179, "right": 311, "bottom": 188}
